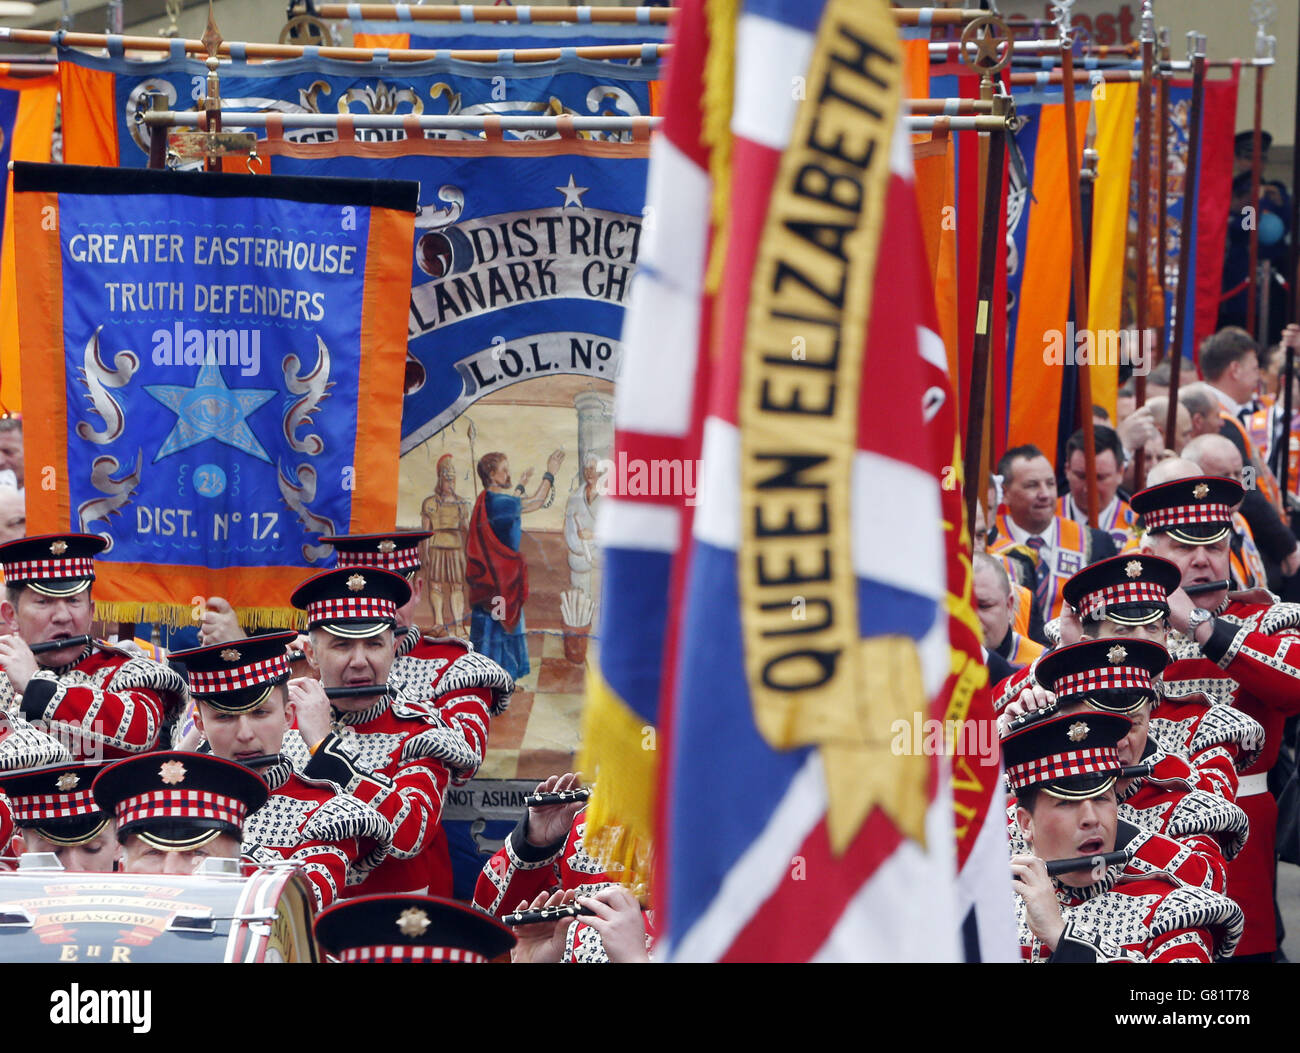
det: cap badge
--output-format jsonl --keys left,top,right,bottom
{"left": 49, "top": 540, "right": 68, "bottom": 555}
{"left": 1193, "top": 483, "right": 1210, "bottom": 499}
{"left": 346, "top": 574, "right": 366, "bottom": 593}
{"left": 220, "top": 648, "right": 241, "bottom": 663}
{"left": 159, "top": 760, "right": 187, "bottom": 785}
{"left": 397, "top": 907, "right": 430, "bottom": 938}
{"left": 1067, "top": 721, "right": 1090, "bottom": 743}
{"left": 1107, "top": 644, "right": 1128, "bottom": 664}
{"left": 1124, "top": 560, "right": 1143, "bottom": 579}
{"left": 378, "top": 540, "right": 396, "bottom": 554}
{"left": 56, "top": 772, "right": 79, "bottom": 792}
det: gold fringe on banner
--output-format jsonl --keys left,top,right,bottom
{"left": 578, "top": 662, "right": 656, "bottom": 897}
{"left": 701, "top": 0, "right": 739, "bottom": 296}
{"left": 93, "top": 601, "right": 305, "bottom": 632}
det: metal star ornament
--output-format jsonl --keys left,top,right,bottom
{"left": 1125, "top": 560, "right": 1143, "bottom": 579}
{"left": 1067, "top": 721, "right": 1090, "bottom": 743}
{"left": 1108, "top": 645, "right": 1128, "bottom": 664}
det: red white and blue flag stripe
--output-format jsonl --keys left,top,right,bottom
{"left": 594, "top": 0, "right": 1014, "bottom": 961}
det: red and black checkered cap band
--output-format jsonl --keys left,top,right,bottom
{"left": 115, "top": 789, "right": 247, "bottom": 829}
{"left": 187, "top": 653, "right": 291, "bottom": 694}
{"left": 1077, "top": 581, "right": 1170, "bottom": 620}
{"left": 307, "top": 596, "right": 397, "bottom": 625}
{"left": 1005, "top": 746, "right": 1122, "bottom": 791}
{"left": 336, "top": 945, "right": 486, "bottom": 964}
{"left": 336, "top": 549, "right": 421, "bottom": 575}
{"left": 1051, "top": 666, "right": 1156, "bottom": 698}
{"left": 13, "top": 789, "right": 99, "bottom": 822}
{"left": 1, "top": 556, "right": 95, "bottom": 583}
{"left": 1140, "top": 502, "right": 1234, "bottom": 532}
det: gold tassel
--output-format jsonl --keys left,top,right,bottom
{"left": 93, "top": 601, "right": 305, "bottom": 631}
{"left": 578, "top": 663, "right": 656, "bottom": 898}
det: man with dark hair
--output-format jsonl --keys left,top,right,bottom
{"left": 1059, "top": 425, "right": 1137, "bottom": 549}
{"left": 0, "top": 534, "right": 185, "bottom": 758}
{"left": 174, "top": 631, "right": 394, "bottom": 909}
{"left": 988, "top": 446, "right": 1118, "bottom": 622}
{"left": 1005, "top": 710, "right": 1243, "bottom": 962}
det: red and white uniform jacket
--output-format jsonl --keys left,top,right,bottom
{"left": 1117, "top": 749, "right": 1249, "bottom": 893}
{"left": 242, "top": 756, "right": 393, "bottom": 911}
{"left": 1009, "top": 806, "right": 1228, "bottom": 895}
{"left": 1017, "top": 866, "right": 1244, "bottom": 962}
{"left": 2, "top": 643, "right": 186, "bottom": 759}
{"left": 389, "top": 627, "right": 512, "bottom": 782}
{"left": 1160, "top": 595, "right": 1300, "bottom": 956}
{"left": 299, "top": 690, "right": 485, "bottom": 898}
{"left": 474, "top": 808, "right": 646, "bottom": 963}
{"left": 994, "top": 647, "right": 1265, "bottom": 805}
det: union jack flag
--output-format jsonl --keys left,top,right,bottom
{"left": 584, "top": 0, "right": 1015, "bottom": 961}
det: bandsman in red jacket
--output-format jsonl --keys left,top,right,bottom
{"left": 1005, "top": 710, "right": 1243, "bottom": 962}
{"left": 173, "top": 631, "right": 392, "bottom": 909}
{"left": 0, "top": 533, "right": 185, "bottom": 754}
{"left": 1129, "top": 474, "right": 1300, "bottom": 960}
{"left": 0, "top": 534, "right": 186, "bottom": 759}
{"left": 288, "top": 567, "right": 493, "bottom": 897}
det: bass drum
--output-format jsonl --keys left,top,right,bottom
{"left": 0, "top": 866, "right": 320, "bottom": 963}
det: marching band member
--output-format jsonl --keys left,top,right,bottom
{"left": 173, "top": 631, "right": 393, "bottom": 909}
{"left": 0, "top": 534, "right": 186, "bottom": 758}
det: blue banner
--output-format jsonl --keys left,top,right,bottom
{"left": 266, "top": 142, "right": 649, "bottom": 450}
{"left": 14, "top": 164, "right": 417, "bottom": 622}
{"left": 59, "top": 46, "right": 660, "bottom": 167}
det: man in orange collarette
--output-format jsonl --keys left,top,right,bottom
{"left": 987, "top": 445, "right": 1119, "bottom": 625}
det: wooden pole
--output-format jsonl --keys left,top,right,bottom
{"left": 1167, "top": 36, "right": 1207, "bottom": 441}
{"left": 1133, "top": 6, "right": 1154, "bottom": 492}
{"left": 964, "top": 100, "right": 1010, "bottom": 540}
{"left": 1061, "top": 34, "right": 1099, "bottom": 527}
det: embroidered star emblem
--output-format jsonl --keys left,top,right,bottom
{"left": 1067, "top": 721, "right": 1090, "bottom": 742}
{"left": 396, "top": 907, "right": 430, "bottom": 938}
{"left": 554, "top": 173, "right": 589, "bottom": 209}
{"left": 1108, "top": 644, "right": 1128, "bottom": 664}
{"left": 159, "top": 760, "right": 187, "bottom": 785}
{"left": 220, "top": 648, "right": 241, "bottom": 662}
{"left": 144, "top": 360, "right": 277, "bottom": 464}
{"left": 49, "top": 540, "right": 68, "bottom": 555}
{"left": 1193, "top": 483, "right": 1210, "bottom": 499}
{"left": 378, "top": 540, "right": 396, "bottom": 554}
{"left": 56, "top": 772, "right": 79, "bottom": 791}
{"left": 346, "top": 574, "right": 366, "bottom": 592}
{"left": 1125, "top": 560, "right": 1143, "bottom": 579}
